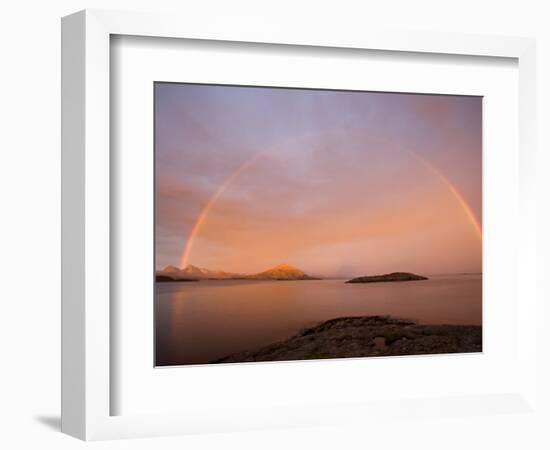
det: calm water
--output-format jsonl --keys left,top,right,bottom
{"left": 155, "top": 274, "right": 482, "bottom": 366}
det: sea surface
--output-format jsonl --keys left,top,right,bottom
{"left": 155, "top": 274, "right": 482, "bottom": 366}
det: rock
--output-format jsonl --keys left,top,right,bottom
{"left": 346, "top": 272, "right": 428, "bottom": 283}
{"left": 211, "top": 315, "right": 481, "bottom": 363}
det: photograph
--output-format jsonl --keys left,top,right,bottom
{"left": 154, "top": 82, "right": 482, "bottom": 367}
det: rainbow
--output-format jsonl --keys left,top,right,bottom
{"left": 411, "top": 151, "right": 482, "bottom": 241}
{"left": 178, "top": 144, "right": 481, "bottom": 268}
{"left": 179, "top": 151, "right": 268, "bottom": 268}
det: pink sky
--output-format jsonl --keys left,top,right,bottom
{"left": 155, "top": 84, "right": 482, "bottom": 277}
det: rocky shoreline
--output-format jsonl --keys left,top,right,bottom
{"left": 212, "top": 315, "right": 482, "bottom": 363}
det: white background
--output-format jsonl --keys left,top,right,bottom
{"left": 0, "top": 1, "right": 548, "bottom": 449}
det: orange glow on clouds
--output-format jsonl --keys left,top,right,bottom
{"left": 179, "top": 145, "right": 482, "bottom": 269}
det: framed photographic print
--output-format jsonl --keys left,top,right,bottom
{"left": 61, "top": 9, "right": 538, "bottom": 441}
{"left": 153, "top": 82, "right": 483, "bottom": 367}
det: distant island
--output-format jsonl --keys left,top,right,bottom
{"left": 212, "top": 315, "right": 481, "bottom": 363}
{"left": 155, "top": 275, "right": 199, "bottom": 282}
{"left": 346, "top": 272, "right": 428, "bottom": 284}
{"left": 155, "top": 263, "right": 319, "bottom": 282}
{"left": 247, "top": 263, "right": 319, "bottom": 280}
{"left": 156, "top": 264, "right": 241, "bottom": 281}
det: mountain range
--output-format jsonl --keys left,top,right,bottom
{"left": 156, "top": 263, "right": 319, "bottom": 281}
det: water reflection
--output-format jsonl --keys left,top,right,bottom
{"left": 155, "top": 275, "right": 481, "bottom": 366}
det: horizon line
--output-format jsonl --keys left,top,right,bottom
{"left": 156, "top": 263, "right": 481, "bottom": 278}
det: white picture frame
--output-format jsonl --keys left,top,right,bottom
{"left": 61, "top": 9, "right": 537, "bottom": 441}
